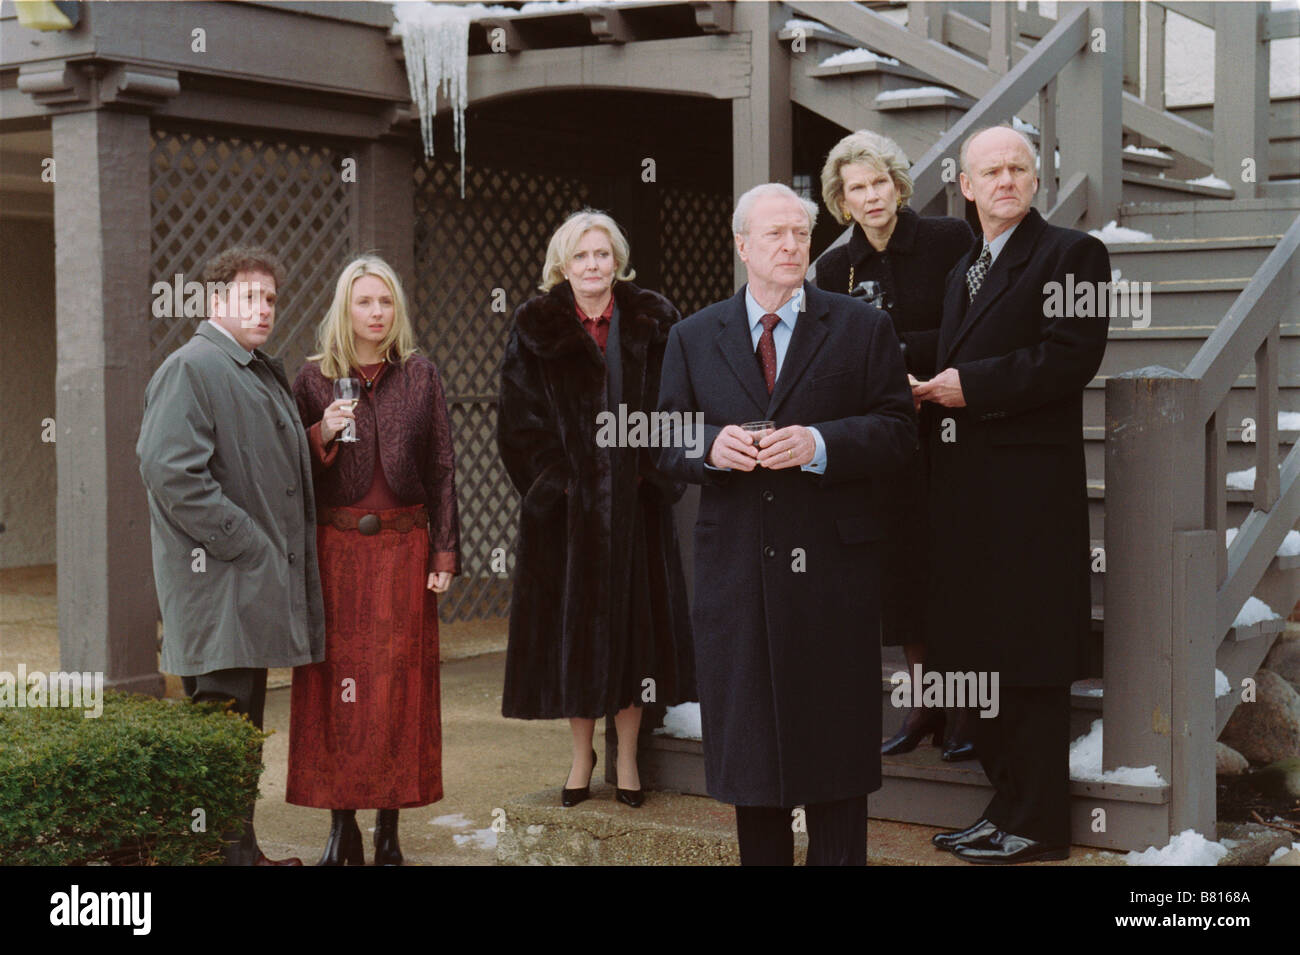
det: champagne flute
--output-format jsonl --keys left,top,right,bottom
{"left": 333, "top": 377, "right": 361, "bottom": 443}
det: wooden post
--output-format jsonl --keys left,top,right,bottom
{"left": 1214, "top": 3, "right": 1269, "bottom": 198}
{"left": 908, "top": 1, "right": 945, "bottom": 42}
{"left": 1055, "top": 1, "right": 1122, "bottom": 229}
{"left": 732, "top": 0, "right": 792, "bottom": 285}
{"left": 1170, "top": 530, "right": 1217, "bottom": 841}
{"left": 988, "top": 1, "right": 1014, "bottom": 72}
{"left": 51, "top": 109, "right": 164, "bottom": 696}
{"left": 1144, "top": 1, "right": 1166, "bottom": 110}
{"left": 1038, "top": 77, "right": 1058, "bottom": 212}
{"left": 356, "top": 139, "right": 416, "bottom": 291}
{"left": 1122, "top": 1, "right": 1141, "bottom": 96}
{"left": 1104, "top": 372, "right": 1204, "bottom": 800}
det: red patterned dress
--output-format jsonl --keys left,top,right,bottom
{"left": 286, "top": 355, "right": 460, "bottom": 809}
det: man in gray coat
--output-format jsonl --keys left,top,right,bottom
{"left": 138, "top": 246, "right": 325, "bottom": 866}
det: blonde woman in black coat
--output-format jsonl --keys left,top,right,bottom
{"left": 497, "top": 210, "right": 695, "bottom": 808}
{"left": 815, "top": 130, "right": 975, "bottom": 760}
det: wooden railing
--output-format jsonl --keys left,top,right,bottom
{"left": 1105, "top": 217, "right": 1300, "bottom": 839}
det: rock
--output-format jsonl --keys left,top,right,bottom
{"left": 1264, "top": 636, "right": 1300, "bottom": 689}
{"left": 1219, "top": 669, "right": 1300, "bottom": 764}
{"left": 1269, "top": 848, "right": 1300, "bottom": 866}
{"left": 1216, "top": 742, "right": 1249, "bottom": 776}
{"left": 1246, "top": 757, "right": 1300, "bottom": 800}
{"left": 1216, "top": 822, "right": 1295, "bottom": 866}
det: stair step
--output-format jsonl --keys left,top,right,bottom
{"left": 1123, "top": 171, "right": 1237, "bottom": 200}
{"left": 1118, "top": 197, "right": 1300, "bottom": 239}
{"left": 872, "top": 86, "right": 976, "bottom": 111}
{"left": 1120, "top": 145, "right": 1177, "bottom": 170}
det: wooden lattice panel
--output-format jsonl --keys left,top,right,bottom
{"left": 148, "top": 128, "right": 357, "bottom": 373}
{"left": 413, "top": 156, "right": 592, "bottom": 621}
{"left": 660, "top": 186, "right": 735, "bottom": 318}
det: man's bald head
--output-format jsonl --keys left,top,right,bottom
{"left": 959, "top": 125, "right": 1038, "bottom": 177}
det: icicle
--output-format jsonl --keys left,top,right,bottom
{"left": 393, "top": 2, "right": 495, "bottom": 198}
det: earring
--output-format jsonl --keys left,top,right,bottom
{"left": 843, "top": 211, "right": 853, "bottom": 223}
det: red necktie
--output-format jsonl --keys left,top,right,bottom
{"left": 757, "top": 313, "right": 780, "bottom": 394}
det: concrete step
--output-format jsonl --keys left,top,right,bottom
{"left": 1095, "top": 325, "right": 1300, "bottom": 382}
{"left": 1118, "top": 197, "right": 1300, "bottom": 239}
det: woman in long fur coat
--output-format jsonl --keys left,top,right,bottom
{"left": 497, "top": 210, "right": 695, "bottom": 808}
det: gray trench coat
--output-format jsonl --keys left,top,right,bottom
{"left": 137, "top": 321, "right": 326, "bottom": 676}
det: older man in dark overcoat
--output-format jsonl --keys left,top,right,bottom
{"left": 914, "top": 125, "right": 1110, "bottom": 864}
{"left": 655, "top": 183, "right": 915, "bottom": 865}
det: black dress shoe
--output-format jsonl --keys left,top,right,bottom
{"left": 940, "top": 739, "right": 977, "bottom": 761}
{"left": 615, "top": 788, "right": 645, "bottom": 808}
{"left": 931, "top": 817, "right": 997, "bottom": 852}
{"left": 881, "top": 708, "right": 945, "bottom": 756}
{"left": 953, "top": 829, "right": 1069, "bottom": 865}
{"left": 561, "top": 749, "right": 597, "bottom": 807}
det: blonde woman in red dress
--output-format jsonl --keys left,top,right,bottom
{"left": 287, "top": 255, "right": 460, "bottom": 865}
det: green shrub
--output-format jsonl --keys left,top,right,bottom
{"left": 0, "top": 690, "right": 267, "bottom": 865}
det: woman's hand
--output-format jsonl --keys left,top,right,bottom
{"left": 427, "top": 571, "right": 452, "bottom": 594}
{"left": 319, "top": 398, "right": 357, "bottom": 444}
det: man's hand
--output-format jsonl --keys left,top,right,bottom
{"left": 912, "top": 367, "right": 966, "bottom": 408}
{"left": 708, "top": 425, "right": 761, "bottom": 471}
{"left": 907, "top": 374, "right": 923, "bottom": 412}
{"left": 427, "top": 571, "right": 452, "bottom": 593}
{"left": 757, "top": 425, "right": 816, "bottom": 469}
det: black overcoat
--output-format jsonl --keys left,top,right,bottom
{"left": 925, "top": 208, "right": 1109, "bottom": 687}
{"left": 655, "top": 281, "right": 915, "bottom": 806}
{"left": 815, "top": 208, "right": 973, "bottom": 645}
{"left": 497, "top": 280, "right": 696, "bottom": 719}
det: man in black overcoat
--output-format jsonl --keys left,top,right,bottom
{"left": 914, "top": 125, "right": 1110, "bottom": 864}
{"left": 655, "top": 183, "right": 915, "bottom": 865}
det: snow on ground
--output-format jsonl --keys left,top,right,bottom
{"left": 430, "top": 813, "right": 474, "bottom": 828}
{"left": 1089, "top": 220, "right": 1155, "bottom": 243}
{"left": 1069, "top": 719, "right": 1166, "bottom": 786}
{"left": 1215, "top": 669, "right": 1232, "bottom": 698}
{"left": 654, "top": 701, "right": 702, "bottom": 740}
{"left": 875, "top": 86, "right": 961, "bottom": 102}
{"left": 453, "top": 828, "right": 498, "bottom": 849}
{"left": 819, "top": 47, "right": 900, "bottom": 67}
{"left": 1187, "top": 173, "right": 1232, "bottom": 189}
{"left": 1270, "top": 842, "right": 1300, "bottom": 863}
{"left": 1127, "top": 829, "right": 1230, "bottom": 866}
{"left": 1234, "top": 595, "right": 1280, "bottom": 627}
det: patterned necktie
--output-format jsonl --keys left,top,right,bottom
{"left": 757, "top": 313, "right": 780, "bottom": 394}
{"left": 966, "top": 245, "right": 992, "bottom": 302}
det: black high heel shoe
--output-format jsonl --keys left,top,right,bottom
{"left": 615, "top": 787, "right": 645, "bottom": 808}
{"left": 317, "top": 809, "right": 364, "bottom": 866}
{"left": 374, "top": 808, "right": 402, "bottom": 866}
{"left": 561, "top": 749, "right": 597, "bottom": 807}
{"left": 881, "top": 707, "right": 945, "bottom": 756}
{"left": 941, "top": 708, "right": 977, "bottom": 762}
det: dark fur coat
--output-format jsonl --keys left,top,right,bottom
{"left": 497, "top": 280, "right": 696, "bottom": 719}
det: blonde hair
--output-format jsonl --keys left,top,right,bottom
{"left": 540, "top": 209, "right": 636, "bottom": 292}
{"left": 310, "top": 255, "right": 418, "bottom": 379}
{"left": 820, "top": 130, "right": 914, "bottom": 223}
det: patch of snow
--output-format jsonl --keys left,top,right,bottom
{"left": 1281, "top": 530, "right": 1300, "bottom": 556}
{"left": 1012, "top": 116, "right": 1040, "bottom": 135}
{"left": 1069, "top": 719, "right": 1167, "bottom": 786}
{"left": 654, "top": 701, "right": 702, "bottom": 740}
{"left": 1215, "top": 669, "right": 1232, "bottom": 698}
{"left": 1123, "top": 145, "right": 1174, "bottom": 160}
{"left": 453, "top": 828, "right": 498, "bottom": 849}
{"left": 819, "top": 47, "right": 900, "bottom": 68}
{"left": 1226, "top": 466, "right": 1256, "bottom": 490}
{"left": 875, "top": 86, "right": 961, "bottom": 102}
{"left": 1089, "top": 220, "right": 1155, "bottom": 243}
{"left": 1187, "top": 173, "right": 1231, "bottom": 189}
{"left": 1279, "top": 410, "right": 1300, "bottom": 430}
{"left": 1269, "top": 842, "right": 1300, "bottom": 863}
{"left": 430, "top": 812, "right": 473, "bottom": 829}
{"left": 783, "top": 17, "right": 824, "bottom": 32}
{"left": 526, "top": 824, "right": 545, "bottom": 835}
{"left": 1127, "top": 829, "right": 1230, "bottom": 866}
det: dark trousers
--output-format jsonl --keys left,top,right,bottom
{"left": 972, "top": 685, "right": 1070, "bottom": 846}
{"left": 182, "top": 668, "right": 269, "bottom": 865}
{"left": 735, "top": 795, "right": 869, "bottom": 866}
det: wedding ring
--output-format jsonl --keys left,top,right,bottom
{"left": 788, "top": 449, "right": 793, "bottom": 460}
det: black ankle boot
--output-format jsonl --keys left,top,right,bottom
{"left": 374, "top": 809, "right": 402, "bottom": 866}
{"left": 317, "top": 810, "right": 364, "bottom": 866}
